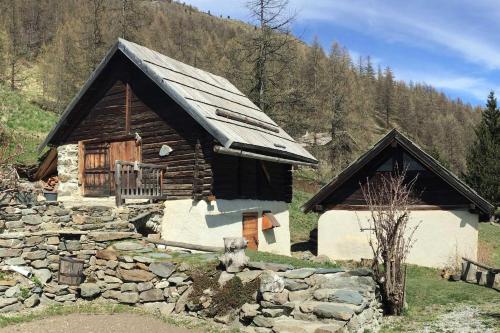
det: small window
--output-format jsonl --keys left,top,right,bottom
{"left": 376, "top": 157, "right": 393, "bottom": 171}
{"left": 403, "top": 153, "right": 425, "bottom": 171}
{"left": 262, "top": 211, "right": 280, "bottom": 231}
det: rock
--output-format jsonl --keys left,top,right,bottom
{"left": 237, "top": 270, "right": 263, "bottom": 283}
{"left": 347, "top": 268, "right": 373, "bottom": 277}
{"left": 113, "top": 241, "right": 144, "bottom": 251}
{"left": 168, "top": 273, "right": 189, "bottom": 285}
{"left": 149, "top": 262, "right": 176, "bottom": 278}
{"left": 80, "top": 283, "right": 101, "bottom": 298}
{"left": 64, "top": 240, "right": 82, "bottom": 251}
{"left": 140, "top": 288, "right": 164, "bottom": 302}
{"left": 284, "top": 278, "right": 309, "bottom": 291}
{"left": 0, "top": 298, "right": 19, "bottom": 309}
{"left": 315, "top": 268, "right": 344, "bottom": 274}
{"left": 104, "top": 276, "right": 123, "bottom": 284}
{"left": 137, "top": 282, "right": 153, "bottom": 292}
{"left": 284, "top": 268, "right": 316, "bottom": 279}
{"left": 262, "top": 290, "right": 289, "bottom": 305}
{"left": 0, "top": 302, "right": 22, "bottom": 313}
{"left": 22, "top": 215, "right": 43, "bottom": 225}
{"left": 314, "top": 289, "right": 364, "bottom": 306}
{"left": 299, "top": 301, "right": 320, "bottom": 313}
{"left": 0, "top": 239, "right": 23, "bottom": 248}
{"left": 121, "top": 283, "right": 138, "bottom": 292}
{"left": 55, "top": 294, "right": 76, "bottom": 302}
{"left": 119, "top": 292, "right": 140, "bottom": 304}
{"left": 88, "top": 232, "right": 139, "bottom": 242}
{"left": 253, "top": 315, "right": 274, "bottom": 328}
{"left": 259, "top": 271, "right": 285, "bottom": 293}
{"left": 119, "top": 262, "right": 135, "bottom": 270}
{"left": 47, "top": 236, "right": 60, "bottom": 245}
{"left": 219, "top": 237, "right": 249, "bottom": 273}
{"left": 247, "top": 261, "right": 293, "bottom": 272}
{"left": 31, "top": 259, "right": 49, "bottom": 269}
{"left": 155, "top": 281, "right": 169, "bottom": 289}
{"left": 24, "top": 294, "right": 40, "bottom": 308}
{"left": 218, "top": 271, "right": 234, "bottom": 287}
{"left": 96, "top": 249, "right": 118, "bottom": 261}
{"left": 33, "top": 269, "right": 51, "bottom": 285}
{"left": 5, "top": 257, "right": 26, "bottom": 265}
{"left": 320, "top": 276, "right": 375, "bottom": 292}
{"left": 174, "top": 286, "right": 192, "bottom": 313}
{"left": 313, "top": 303, "right": 354, "bottom": 321}
{"left": 314, "top": 324, "right": 346, "bottom": 333}
{"left": 143, "top": 302, "right": 175, "bottom": 316}
{"left": 272, "top": 319, "right": 324, "bottom": 333}
{"left": 289, "top": 289, "right": 313, "bottom": 302}
{"left": 0, "top": 248, "right": 22, "bottom": 257}
{"left": 23, "top": 250, "right": 47, "bottom": 260}
{"left": 241, "top": 302, "right": 260, "bottom": 318}
{"left": 118, "top": 269, "right": 155, "bottom": 282}
{"left": 5, "top": 221, "right": 23, "bottom": 229}
{"left": 214, "top": 312, "right": 234, "bottom": 325}
{"left": 262, "top": 308, "right": 285, "bottom": 318}
{"left": 133, "top": 256, "right": 155, "bottom": 263}
{"left": 102, "top": 290, "right": 121, "bottom": 299}
{"left": 5, "top": 286, "right": 20, "bottom": 298}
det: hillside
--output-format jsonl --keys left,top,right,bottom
{"left": 0, "top": 85, "right": 57, "bottom": 163}
{"left": 0, "top": 0, "right": 482, "bottom": 177}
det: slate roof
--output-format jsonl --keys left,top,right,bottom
{"left": 40, "top": 39, "right": 317, "bottom": 164}
{"left": 302, "top": 129, "right": 494, "bottom": 215}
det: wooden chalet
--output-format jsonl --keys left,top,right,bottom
{"left": 303, "top": 129, "right": 494, "bottom": 268}
{"left": 40, "top": 39, "right": 317, "bottom": 255}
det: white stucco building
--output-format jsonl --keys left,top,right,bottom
{"left": 303, "top": 129, "right": 494, "bottom": 268}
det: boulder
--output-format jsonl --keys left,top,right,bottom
{"left": 149, "top": 262, "right": 176, "bottom": 278}
{"left": 24, "top": 294, "right": 40, "bottom": 308}
{"left": 140, "top": 288, "right": 164, "bottom": 302}
{"left": 313, "top": 303, "right": 354, "bottom": 321}
{"left": 80, "top": 283, "right": 101, "bottom": 298}
{"left": 118, "top": 292, "right": 140, "bottom": 304}
{"left": 118, "top": 269, "right": 155, "bottom": 282}
{"left": 259, "top": 271, "right": 285, "bottom": 293}
{"left": 284, "top": 268, "right": 316, "bottom": 279}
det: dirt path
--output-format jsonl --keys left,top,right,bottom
{"left": 0, "top": 313, "right": 200, "bottom": 333}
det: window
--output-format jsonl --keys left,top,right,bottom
{"left": 403, "top": 153, "right": 426, "bottom": 171}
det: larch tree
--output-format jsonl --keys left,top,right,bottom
{"left": 466, "top": 91, "right": 500, "bottom": 209}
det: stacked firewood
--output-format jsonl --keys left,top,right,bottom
{"left": 41, "top": 176, "right": 59, "bottom": 192}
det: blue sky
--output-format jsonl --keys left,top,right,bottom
{"left": 185, "top": 0, "right": 500, "bottom": 106}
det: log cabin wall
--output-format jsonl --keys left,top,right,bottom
{"left": 212, "top": 154, "right": 293, "bottom": 203}
{"left": 60, "top": 56, "right": 213, "bottom": 200}
{"left": 322, "top": 145, "right": 470, "bottom": 209}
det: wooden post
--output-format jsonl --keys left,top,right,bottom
{"left": 219, "top": 237, "right": 249, "bottom": 273}
{"left": 115, "top": 161, "right": 122, "bottom": 207}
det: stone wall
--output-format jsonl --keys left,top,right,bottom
{"left": 57, "top": 144, "right": 79, "bottom": 196}
{"left": 0, "top": 198, "right": 381, "bottom": 333}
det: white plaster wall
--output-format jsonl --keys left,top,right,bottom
{"left": 318, "top": 209, "right": 479, "bottom": 268}
{"left": 162, "top": 199, "right": 291, "bottom": 256}
{"left": 57, "top": 144, "right": 80, "bottom": 197}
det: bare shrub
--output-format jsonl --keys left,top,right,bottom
{"left": 360, "top": 169, "right": 419, "bottom": 315}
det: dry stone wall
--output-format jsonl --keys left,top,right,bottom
{"left": 0, "top": 198, "right": 381, "bottom": 333}
{"left": 57, "top": 144, "right": 79, "bottom": 196}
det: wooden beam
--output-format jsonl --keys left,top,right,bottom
{"left": 125, "top": 82, "right": 131, "bottom": 134}
{"left": 144, "top": 238, "right": 223, "bottom": 253}
{"left": 213, "top": 145, "right": 317, "bottom": 167}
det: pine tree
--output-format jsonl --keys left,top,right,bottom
{"left": 465, "top": 91, "right": 500, "bottom": 208}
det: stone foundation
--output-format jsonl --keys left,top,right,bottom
{"left": 57, "top": 144, "right": 80, "bottom": 196}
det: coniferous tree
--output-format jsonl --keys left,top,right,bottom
{"left": 466, "top": 91, "right": 500, "bottom": 208}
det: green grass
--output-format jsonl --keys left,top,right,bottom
{"left": 381, "top": 265, "right": 500, "bottom": 332}
{"left": 0, "top": 84, "right": 57, "bottom": 163}
{"left": 478, "top": 222, "right": 500, "bottom": 267}
{"left": 245, "top": 249, "right": 338, "bottom": 268}
{"left": 289, "top": 190, "right": 318, "bottom": 243}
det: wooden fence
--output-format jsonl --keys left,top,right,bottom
{"left": 461, "top": 257, "right": 499, "bottom": 291}
{"left": 114, "top": 160, "right": 167, "bottom": 206}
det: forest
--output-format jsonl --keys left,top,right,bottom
{"left": 0, "top": 0, "right": 482, "bottom": 181}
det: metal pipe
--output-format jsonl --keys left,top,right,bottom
{"left": 213, "top": 145, "right": 317, "bottom": 167}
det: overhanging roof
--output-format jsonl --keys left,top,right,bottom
{"left": 40, "top": 39, "right": 317, "bottom": 165}
{"left": 302, "top": 129, "right": 494, "bottom": 215}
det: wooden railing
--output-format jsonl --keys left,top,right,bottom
{"left": 114, "top": 160, "right": 166, "bottom": 206}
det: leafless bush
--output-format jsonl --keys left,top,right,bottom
{"left": 360, "top": 169, "right": 419, "bottom": 315}
{"left": 0, "top": 125, "right": 22, "bottom": 194}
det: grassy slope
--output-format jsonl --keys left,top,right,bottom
{"left": 479, "top": 222, "right": 500, "bottom": 267}
{"left": 0, "top": 84, "right": 57, "bottom": 164}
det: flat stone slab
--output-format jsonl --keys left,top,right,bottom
{"left": 113, "top": 242, "right": 144, "bottom": 251}
{"left": 247, "top": 261, "right": 294, "bottom": 272}
{"left": 284, "top": 268, "right": 316, "bottom": 279}
{"left": 88, "top": 232, "right": 140, "bottom": 242}
{"left": 313, "top": 289, "right": 364, "bottom": 305}
{"left": 313, "top": 303, "right": 354, "bottom": 321}
{"left": 118, "top": 269, "right": 155, "bottom": 282}
{"left": 149, "top": 262, "right": 176, "bottom": 278}
{"left": 315, "top": 268, "right": 344, "bottom": 274}
{"left": 272, "top": 319, "right": 325, "bottom": 333}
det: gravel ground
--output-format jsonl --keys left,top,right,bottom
{"left": 420, "top": 306, "right": 497, "bottom": 333}
{"left": 0, "top": 313, "right": 199, "bottom": 333}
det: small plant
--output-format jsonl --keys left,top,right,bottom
{"left": 19, "top": 287, "right": 30, "bottom": 300}
{"left": 31, "top": 276, "right": 43, "bottom": 288}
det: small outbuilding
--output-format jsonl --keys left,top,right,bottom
{"left": 303, "top": 129, "right": 494, "bottom": 268}
{"left": 39, "top": 39, "right": 317, "bottom": 256}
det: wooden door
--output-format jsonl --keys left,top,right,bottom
{"left": 109, "top": 140, "right": 141, "bottom": 193}
{"left": 243, "top": 212, "right": 259, "bottom": 250}
{"left": 82, "top": 142, "right": 111, "bottom": 197}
